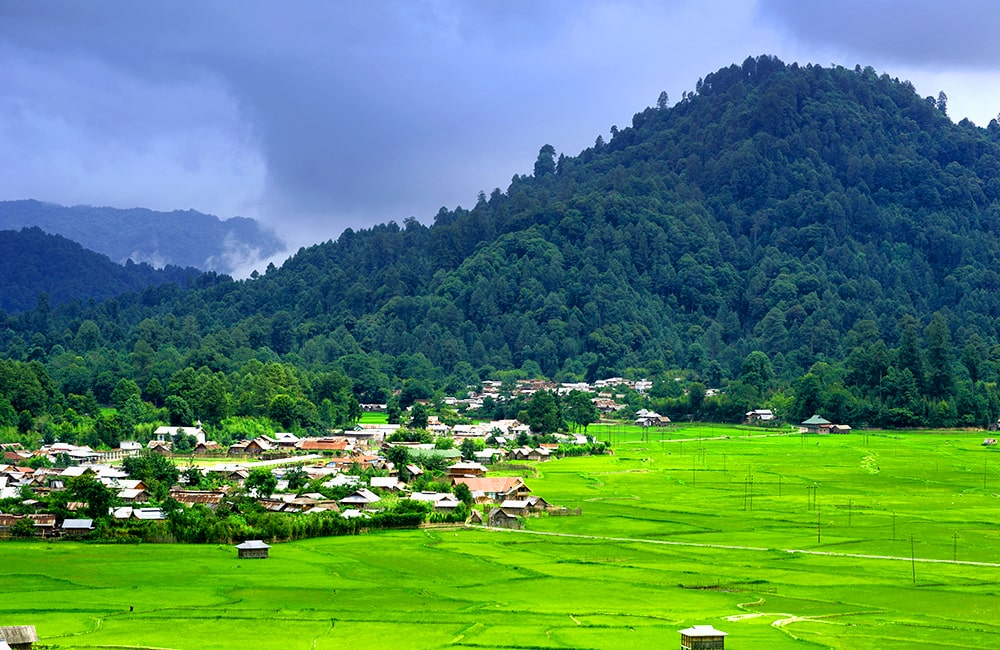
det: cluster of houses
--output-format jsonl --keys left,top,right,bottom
{"left": 0, "top": 417, "right": 571, "bottom": 538}
{"left": 430, "top": 376, "right": 652, "bottom": 414}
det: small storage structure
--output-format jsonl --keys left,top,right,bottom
{"left": 0, "top": 625, "right": 39, "bottom": 649}
{"left": 679, "top": 625, "right": 727, "bottom": 649}
{"left": 235, "top": 540, "right": 270, "bottom": 559}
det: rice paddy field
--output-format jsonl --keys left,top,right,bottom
{"left": 4, "top": 425, "right": 1000, "bottom": 648}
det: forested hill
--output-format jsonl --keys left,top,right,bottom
{"left": 0, "top": 228, "right": 203, "bottom": 313}
{"left": 0, "top": 200, "right": 284, "bottom": 274}
{"left": 7, "top": 55, "right": 1000, "bottom": 428}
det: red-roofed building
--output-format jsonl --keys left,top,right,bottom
{"left": 452, "top": 476, "right": 530, "bottom": 503}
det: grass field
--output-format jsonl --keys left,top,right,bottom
{"left": 4, "top": 426, "right": 1000, "bottom": 648}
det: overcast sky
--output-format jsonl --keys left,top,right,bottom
{"left": 3, "top": 0, "right": 1000, "bottom": 254}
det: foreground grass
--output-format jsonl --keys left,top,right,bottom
{"left": 4, "top": 428, "right": 1000, "bottom": 648}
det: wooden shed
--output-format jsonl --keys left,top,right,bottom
{"left": 235, "top": 540, "right": 270, "bottom": 559}
{"left": 0, "top": 625, "right": 39, "bottom": 649}
{"left": 679, "top": 625, "right": 727, "bottom": 649}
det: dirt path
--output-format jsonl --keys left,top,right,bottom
{"left": 481, "top": 526, "right": 1000, "bottom": 568}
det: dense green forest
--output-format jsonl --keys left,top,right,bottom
{"left": 0, "top": 227, "right": 203, "bottom": 312}
{"left": 0, "top": 200, "right": 284, "bottom": 274}
{"left": 5, "top": 55, "right": 1000, "bottom": 445}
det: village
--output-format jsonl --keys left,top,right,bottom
{"left": 0, "top": 411, "right": 600, "bottom": 541}
{"left": 0, "top": 372, "right": 864, "bottom": 545}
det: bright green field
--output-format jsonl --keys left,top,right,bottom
{"left": 4, "top": 427, "right": 1000, "bottom": 648}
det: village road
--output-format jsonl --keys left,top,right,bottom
{"left": 481, "top": 527, "right": 1000, "bottom": 568}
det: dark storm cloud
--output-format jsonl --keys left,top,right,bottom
{"left": 3, "top": 0, "right": 669, "bottom": 245}
{"left": 757, "top": 0, "right": 1000, "bottom": 69}
{"left": 16, "top": 0, "right": 998, "bottom": 254}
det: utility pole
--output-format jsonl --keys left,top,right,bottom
{"left": 910, "top": 534, "right": 916, "bottom": 585}
{"left": 848, "top": 498, "right": 852, "bottom": 527}
{"left": 817, "top": 509, "right": 821, "bottom": 544}
{"left": 953, "top": 532, "right": 958, "bottom": 562}
{"left": 892, "top": 511, "right": 896, "bottom": 542}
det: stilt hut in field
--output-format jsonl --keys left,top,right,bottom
{"left": 0, "top": 625, "right": 39, "bottom": 649}
{"left": 235, "top": 540, "right": 270, "bottom": 559}
{"left": 679, "top": 625, "right": 727, "bottom": 649}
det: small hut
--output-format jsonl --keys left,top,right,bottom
{"left": 0, "top": 625, "right": 39, "bottom": 650}
{"left": 235, "top": 540, "right": 270, "bottom": 559}
{"left": 679, "top": 625, "right": 727, "bottom": 650}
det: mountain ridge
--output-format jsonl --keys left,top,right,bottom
{"left": 0, "top": 199, "right": 285, "bottom": 275}
{"left": 0, "top": 227, "right": 203, "bottom": 313}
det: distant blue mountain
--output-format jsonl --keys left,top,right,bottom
{"left": 0, "top": 200, "right": 284, "bottom": 274}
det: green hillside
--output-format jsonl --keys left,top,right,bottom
{"left": 5, "top": 55, "right": 1000, "bottom": 436}
{"left": 0, "top": 227, "right": 202, "bottom": 313}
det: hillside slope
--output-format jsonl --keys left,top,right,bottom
{"left": 0, "top": 227, "right": 202, "bottom": 313}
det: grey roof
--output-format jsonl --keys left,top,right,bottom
{"left": 62, "top": 518, "right": 94, "bottom": 529}
{"left": 679, "top": 625, "right": 727, "bottom": 637}
{"left": 0, "top": 626, "right": 39, "bottom": 643}
{"left": 235, "top": 540, "right": 270, "bottom": 550}
{"left": 802, "top": 414, "right": 831, "bottom": 425}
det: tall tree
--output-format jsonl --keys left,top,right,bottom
{"left": 924, "top": 313, "right": 954, "bottom": 399}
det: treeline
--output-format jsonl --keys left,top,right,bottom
{"left": 4, "top": 56, "right": 1000, "bottom": 431}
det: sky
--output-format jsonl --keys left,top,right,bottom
{"left": 3, "top": 0, "right": 1000, "bottom": 256}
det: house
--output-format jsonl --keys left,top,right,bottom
{"left": 525, "top": 495, "right": 552, "bottom": 512}
{"left": 235, "top": 540, "right": 270, "bottom": 559}
{"left": 830, "top": 424, "right": 852, "bottom": 434}
{"left": 101, "top": 478, "right": 147, "bottom": 491}
{"left": 592, "top": 397, "right": 623, "bottom": 413}
{"left": 193, "top": 441, "right": 223, "bottom": 454}
{"left": 487, "top": 507, "right": 522, "bottom": 529}
{"left": 473, "top": 448, "right": 506, "bottom": 465}
{"left": 468, "top": 509, "right": 485, "bottom": 525}
{"left": 154, "top": 425, "right": 206, "bottom": 445}
{"left": 272, "top": 432, "right": 300, "bottom": 448}
{"left": 499, "top": 499, "right": 530, "bottom": 517}
{"left": 369, "top": 476, "right": 407, "bottom": 492}
{"left": 745, "top": 409, "right": 774, "bottom": 425}
{"left": 27, "top": 514, "right": 56, "bottom": 537}
{"left": 679, "top": 625, "right": 727, "bottom": 649}
{"left": 112, "top": 507, "right": 165, "bottom": 521}
{"left": 298, "top": 437, "right": 352, "bottom": 453}
{"left": 322, "top": 474, "right": 362, "bottom": 489}
{"left": 338, "top": 488, "right": 381, "bottom": 508}
{"left": 452, "top": 477, "right": 530, "bottom": 503}
{"left": 61, "top": 519, "right": 94, "bottom": 536}
{"left": 634, "top": 409, "right": 671, "bottom": 427}
{"left": 169, "top": 489, "right": 226, "bottom": 509}
{"left": 509, "top": 447, "right": 550, "bottom": 462}
{"left": 447, "top": 461, "right": 488, "bottom": 478}
{"left": 409, "top": 491, "right": 461, "bottom": 512}
{"left": 801, "top": 415, "right": 832, "bottom": 434}
{"left": 147, "top": 440, "right": 172, "bottom": 455}
{"left": 117, "top": 488, "right": 150, "bottom": 503}
{"left": 60, "top": 466, "right": 95, "bottom": 479}
{"left": 0, "top": 625, "right": 38, "bottom": 650}
{"left": 229, "top": 438, "right": 272, "bottom": 456}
